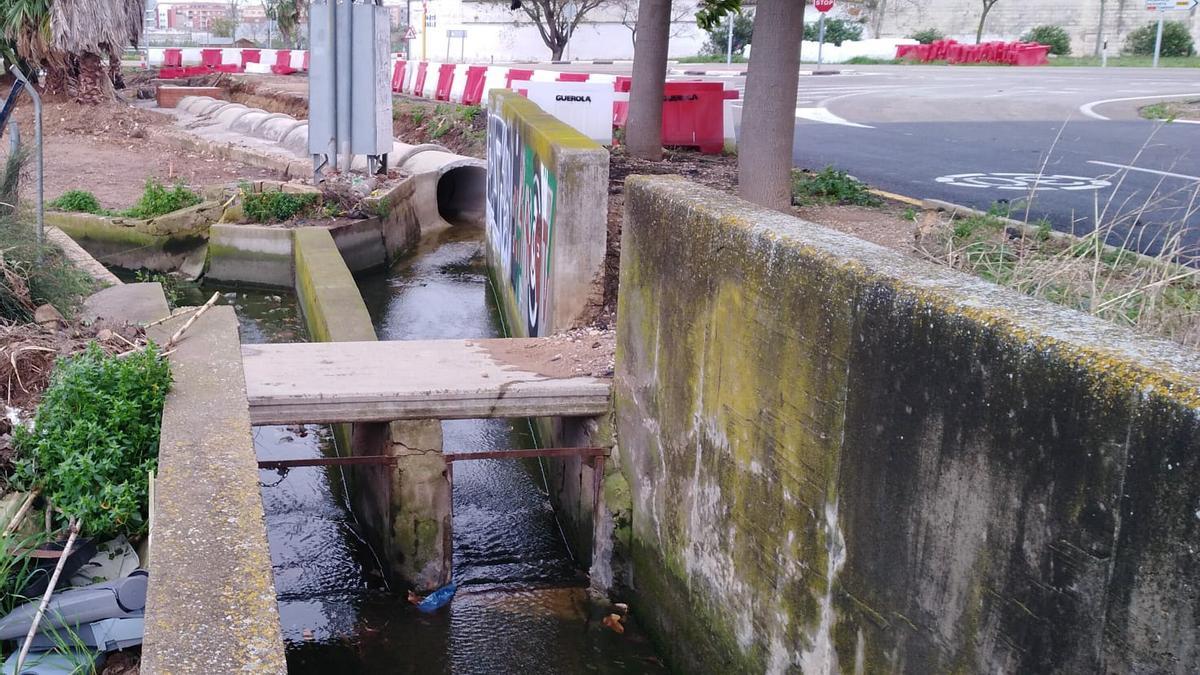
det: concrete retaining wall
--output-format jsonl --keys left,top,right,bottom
{"left": 293, "top": 228, "right": 376, "bottom": 343}
{"left": 615, "top": 176, "right": 1200, "bottom": 674}
{"left": 207, "top": 224, "right": 294, "bottom": 287}
{"left": 144, "top": 304, "right": 286, "bottom": 673}
{"left": 484, "top": 90, "right": 608, "bottom": 338}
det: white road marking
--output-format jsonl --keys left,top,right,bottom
{"left": 1079, "top": 93, "right": 1200, "bottom": 120}
{"left": 794, "top": 107, "right": 874, "bottom": 128}
{"left": 1087, "top": 160, "right": 1200, "bottom": 182}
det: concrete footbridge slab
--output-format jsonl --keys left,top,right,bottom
{"left": 242, "top": 338, "right": 612, "bottom": 425}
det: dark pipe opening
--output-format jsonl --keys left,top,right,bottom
{"left": 436, "top": 166, "right": 487, "bottom": 227}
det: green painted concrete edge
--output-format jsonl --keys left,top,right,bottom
{"left": 292, "top": 228, "right": 378, "bottom": 344}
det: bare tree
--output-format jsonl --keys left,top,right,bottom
{"left": 614, "top": 0, "right": 694, "bottom": 47}
{"left": 498, "top": 0, "right": 610, "bottom": 61}
{"left": 976, "top": 0, "right": 1001, "bottom": 43}
{"left": 737, "top": 0, "right": 803, "bottom": 210}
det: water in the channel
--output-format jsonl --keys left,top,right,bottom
{"left": 210, "top": 226, "right": 665, "bottom": 673}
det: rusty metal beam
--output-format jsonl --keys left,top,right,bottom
{"left": 257, "top": 455, "right": 398, "bottom": 469}
{"left": 442, "top": 447, "right": 610, "bottom": 463}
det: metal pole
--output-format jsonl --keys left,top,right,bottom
{"left": 406, "top": 0, "right": 413, "bottom": 57}
{"left": 817, "top": 14, "right": 826, "bottom": 67}
{"left": 725, "top": 13, "right": 734, "bottom": 64}
{"left": 1152, "top": 13, "right": 1164, "bottom": 68}
{"left": 9, "top": 66, "right": 42, "bottom": 263}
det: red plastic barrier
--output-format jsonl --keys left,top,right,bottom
{"left": 612, "top": 76, "right": 632, "bottom": 127}
{"left": 271, "top": 50, "right": 297, "bottom": 75}
{"left": 391, "top": 60, "right": 408, "bottom": 92}
{"left": 240, "top": 49, "right": 260, "bottom": 69}
{"left": 201, "top": 49, "right": 223, "bottom": 69}
{"left": 163, "top": 49, "right": 183, "bottom": 68}
{"left": 557, "top": 72, "right": 589, "bottom": 82}
{"left": 302, "top": 51, "right": 310, "bottom": 71}
{"left": 159, "top": 67, "right": 185, "bottom": 79}
{"left": 435, "top": 63, "right": 456, "bottom": 100}
{"left": 1014, "top": 44, "right": 1050, "bottom": 66}
{"left": 661, "top": 81, "right": 726, "bottom": 154}
{"left": 462, "top": 65, "right": 488, "bottom": 105}
{"left": 505, "top": 68, "right": 534, "bottom": 89}
{"left": 894, "top": 44, "right": 917, "bottom": 60}
{"left": 412, "top": 62, "right": 429, "bottom": 96}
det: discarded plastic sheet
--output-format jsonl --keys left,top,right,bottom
{"left": 416, "top": 582, "right": 458, "bottom": 613}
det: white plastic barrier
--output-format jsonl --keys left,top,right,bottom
{"left": 480, "top": 67, "right": 509, "bottom": 108}
{"left": 449, "top": 65, "right": 471, "bottom": 103}
{"left": 421, "top": 62, "right": 442, "bottom": 99}
{"left": 522, "top": 81, "right": 614, "bottom": 145}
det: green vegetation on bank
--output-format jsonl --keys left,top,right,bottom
{"left": 242, "top": 189, "right": 319, "bottom": 223}
{"left": 1048, "top": 55, "right": 1200, "bottom": 67}
{"left": 791, "top": 167, "right": 882, "bottom": 207}
{"left": 13, "top": 343, "right": 172, "bottom": 538}
{"left": 0, "top": 217, "right": 96, "bottom": 322}
{"left": 916, "top": 209, "right": 1199, "bottom": 348}
{"left": 47, "top": 180, "right": 203, "bottom": 219}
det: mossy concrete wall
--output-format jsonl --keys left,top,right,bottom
{"left": 291, "top": 227, "right": 451, "bottom": 591}
{"left": 615, "top": 176, "right": 1200, "bottom": 674}
{"left": 208, "top": 224, "right": 294, "bottom": 287}
{"left": 484, "top": 90, "right": 608, "bottom": 339}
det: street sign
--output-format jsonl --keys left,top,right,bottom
{"left": 1145, "top": 0, "right": 1195, "bottom": 9}
{"left": 402, "top": 26, "right": 417, "bottom": 40}
{"left": 814, "top": 0, "right": 834, "bottom": 12}
{"left": 447, "top": 29, "right": 466, "bottom": 38}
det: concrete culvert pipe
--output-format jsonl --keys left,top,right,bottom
{"left": 436, "top": 165, "right": 487, "bottom": 227}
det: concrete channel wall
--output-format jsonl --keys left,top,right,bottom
{"left": 615, "top": 176, "right": 1200, "bottom": 674}
{"left": 484, "top": 90, "right": 608, "bottom": 339}
{"left": 482, "top": 91, "right": 618, "bottom": 577}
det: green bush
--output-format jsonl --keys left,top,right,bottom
{"left": 1022, "top": 25, "right": 1071, "bottom": 56}
{"left": 1125, "top": 21, "right": 1195, "bottom": 57}
{"left": 14, "top": 343, "right": 172, "bottom": 537}
{"left": 908, "top": 28, "right": 944, "bottom": 45}
{"left": 791, "top": 167, "right": 882, "bottom": 207}
{"left": 0, "top": 218, "right": 96, "bottom": 322}
{"left": 48, "top": 190, "right": 104, "bottom": 214}
{"left": 122, "top": 180, "right": 202, "bottom": 219}
{"left": 242, "top": 190, "right": 318, "bottom": 223}
{"left": 804, "top": 18, "right": 863, "bottom": 47}
{"left": 703, "top": 11, "right": 754, "bottom": 56}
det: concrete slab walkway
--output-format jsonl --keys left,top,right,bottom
{"left": 242, "top": 338, "right": 612, "bottom": 424}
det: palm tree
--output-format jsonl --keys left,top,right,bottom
{"left": 2, "top": 0, "right": 142, "bottom": 103}
{"left": 266, "top": 0, "right": 307, "bottom": 49}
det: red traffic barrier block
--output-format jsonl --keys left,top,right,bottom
{"left": 158, "top": 67, "right": 185, "bottom": 79}
{"left": 163, "top": 48, "right": 183, "bottom": 68}
{"left": 661, "top": 81, "right": 726, "bottom": 154}
{"left": 201, "top": 49, "right": 223, "bottom": 69}
{"left": 240, "top": 49, "right": 261, "bottom": 69}
{"left": 1014, "top": 44, "right": 1050, "bottom": 66}
{"left": 612, "top": 76, "right": 632, "bottom": 127}
{"left": 895, "top": 44, "right": 917, "bottom": 60}
{"left": 391, "top": 60, "right": 407, "bottom": 92}
{"left": 302, "top": 51, "right": 310, "bottom": 71}
{"left": 435, "top": 63, "right": 455, "bottom": 101}
{"left": 412, "top": 62, "right": 429, "bottom": 96}
{"left": 462, "top": 65, "right": 488, "bottom": 105}
{"left": 505, "top": 68, "right": 534, "bottom": 89}
{"left": 271, "top": 50, "right": 297, "bottom": 75}
{"left": 557, "top": 72, "right": 589, "bottom": 82}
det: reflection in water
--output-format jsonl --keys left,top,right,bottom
{"left": 222, "top": 225, "right": 665, "bottom": 673}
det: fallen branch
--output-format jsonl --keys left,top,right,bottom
{"left": 14, "top": 518, "right": 80, "bottom": 674}
{"left": 166, "top": 291, "right": 221, "bottom": 351}
{"left": 2, "top": 489, "right": 39, "bottom": 536}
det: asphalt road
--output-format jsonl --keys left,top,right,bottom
{"left": 729, "top": 65, "right": 1200, "bottom": 256}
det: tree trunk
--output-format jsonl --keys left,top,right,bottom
{"left": 976, "top": 3, "right": 992, "bottom": 44}
{"left": 551, "top": 44, "right": 565, "bottom": 60}
{"left": 737, "top": 0, "right": 804, "bottom": 210}
{"left": 75, "top": 52, "right": 116, "bottom": 104}
{"left": 625, "top": 0, "right": 671, "bottom": 161}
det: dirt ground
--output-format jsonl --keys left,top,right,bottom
{"left": 603, "top": 149, "right": 919, "bottom": 315}
{"left": 7, "top": 98, "right": 277, "bottom": 210}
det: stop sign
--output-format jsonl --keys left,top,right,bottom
{"left": 814, "top": 0, "right": 834, "bottom": 12}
